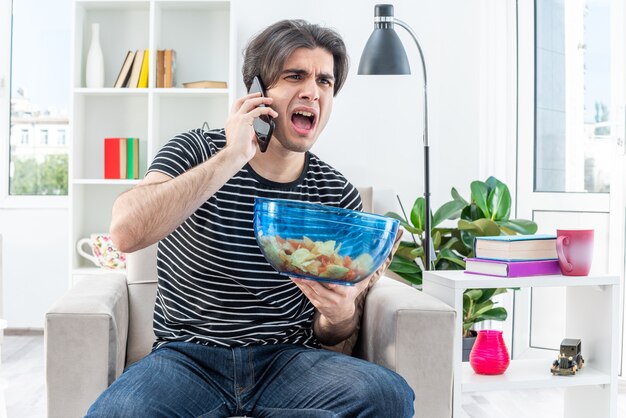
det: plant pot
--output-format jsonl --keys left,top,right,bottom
{"left": 462, "top": 330, "right": 477, "bottom": 362}
{"left": 469, "top": 329, "right": 510, "bottom": 375}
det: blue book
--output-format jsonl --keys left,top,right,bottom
{"left": 473, "top": 234, "right": 557, "bottom": 261}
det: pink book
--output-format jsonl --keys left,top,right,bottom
{"left": 464, "top": 258, "right": 561, "bottom": 277}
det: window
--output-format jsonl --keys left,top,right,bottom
{"left": 57, "top": 129, "right": 66, "bottom": 145}
{"left": 7, "top": 0, "right": 71, "bottom": 196}
{"left": 535, "top": 0, "right": 611, "bottom": 193}
{"left": 20, "top": 129, "right": 29, "bottom": 145}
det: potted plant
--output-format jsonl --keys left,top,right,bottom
{"left": 385, "top": 176, "right": 537, "bottom": 359}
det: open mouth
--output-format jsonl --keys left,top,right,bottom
{"left": 291, "top": 110, "right": 317, "bottom": 135}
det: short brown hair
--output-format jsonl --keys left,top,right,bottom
{"left": 242, "top": 20, "right": 349, "bottom": 96}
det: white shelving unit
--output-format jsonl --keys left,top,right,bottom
{"left": 422, "top": 270, "right": 619, "bottom": 418}
{"left": 69, "top": 0, "right": 234, "bottom": 281}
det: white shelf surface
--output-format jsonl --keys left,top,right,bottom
{"left": 72, "top": 267, "right": 126, "bottom": 276}
{"left": 152, "top": 87, "right": 229, "bottom": 95}
{"left": 75, "top": 88, "right": 228, "bottom": 96}
{"left": 74, "top": 88, "right": 149, "bottom": 96}
{"left": 425, "top": 270, "right": 619, "bottom": 289}
{"left": 461, "top": 359, "right": 610, "bottom": 392}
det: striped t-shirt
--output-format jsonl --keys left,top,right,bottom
{"left": 147, "top": 128, "right": 362, "bottom": 349}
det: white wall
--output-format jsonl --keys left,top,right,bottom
{"left": 233, "top": 0, "right": 482, "bottom": 215}
{"left": 0, "top": 207, "right": 68, "bottom": 327}
{"left": 2, "top": 0, "right": 490, "bottom": 328}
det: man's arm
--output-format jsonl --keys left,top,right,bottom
{"left": 110, "top": 92, "right": 278, "bottom": 253}
{"left": 110, "top": 147, "right": 247, "bottom": 253}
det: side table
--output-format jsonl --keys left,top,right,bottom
{"left": 423, "top": 270, "right": 619, "bottom": 418}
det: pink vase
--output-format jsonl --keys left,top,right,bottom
{"left": 469, "top": 330, "right": 510, "bottom": 375}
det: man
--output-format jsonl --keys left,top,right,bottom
{"left": 87, "top": 19, "right": 414, "bottom": 417}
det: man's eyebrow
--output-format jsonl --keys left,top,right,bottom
{"left": 282, "top": 68, "right": 335, "bottom": 81}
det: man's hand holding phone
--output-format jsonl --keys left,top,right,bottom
{"left": 224, "top": 76, "right": 277, "bottom": 162}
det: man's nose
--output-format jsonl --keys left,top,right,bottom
{"left": 299, "top": 78, "right": 320, "bottom": 102}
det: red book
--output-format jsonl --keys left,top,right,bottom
{"left": 464, "top": 258, "right": 561, "bottom": 278}
{"left": 104, "top": 138, "right": 122, "bottom": 179}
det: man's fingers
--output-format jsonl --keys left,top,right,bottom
{"left": 246, "top": 106, "right": 279, "bottom": 122}
{"left": 230, "top": 92, "right": 262, "bottom": 112}
{"left": 238, "top": 96, "right": 275, "bottom": 114}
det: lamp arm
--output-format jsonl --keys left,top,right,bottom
{"left": 394, "top": 18, "right": 433, "bottom": 271}
{"left": 394, "top": 18, "right": 428, "bottom": 147}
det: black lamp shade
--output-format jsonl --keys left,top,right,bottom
{"left": 358, "top": 27, "right": 411, "bottom": 75}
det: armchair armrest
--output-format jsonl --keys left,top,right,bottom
{"left": 356, "top": 275, "right": 455, "bottom": 418}
{"left": 45, "top": 273, "right": 128, "bottom": 418}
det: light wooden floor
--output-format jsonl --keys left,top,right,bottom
{"left": 1, "top": 332, "right": 625, "bottom": 418}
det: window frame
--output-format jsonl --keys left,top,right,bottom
{"left": 0, "top": 0, "right": 67, "bottom": 209}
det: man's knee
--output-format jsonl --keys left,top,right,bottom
{"left": 86, "top": 387, "right": 150, "bottom": 418}
{"left": 355, "top": 367, "right": 415, "bottom": 417}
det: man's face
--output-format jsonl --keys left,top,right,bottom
{"left": 266, "top": 47, "right": 335, "bottom": 153}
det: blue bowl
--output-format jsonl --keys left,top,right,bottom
{"left": 253, "top": 198, "right": 399, "bottom": 285}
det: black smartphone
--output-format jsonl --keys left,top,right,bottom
{"left": 248, "top": 76, "right": 275, "bottom": 152}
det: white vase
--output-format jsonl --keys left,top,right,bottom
{"left": 86, "top": 23, "right": 104, "bottom": 88}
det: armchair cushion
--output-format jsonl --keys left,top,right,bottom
{"left": 45, "top": 273, "right": 128, "bottom": 418}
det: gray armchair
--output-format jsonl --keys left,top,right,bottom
{"left": 46, "top": 185, "right": 455, "bottom": 417}
{"left": 45, "top": 243, "right": 455, "bottom": 418}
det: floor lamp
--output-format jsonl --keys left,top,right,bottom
{"left": 358, "top": 4, "right": 433, "bottom": 271}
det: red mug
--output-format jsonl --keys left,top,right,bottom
{"left": 556, "top": 229, "right": 594, "bottom": 276}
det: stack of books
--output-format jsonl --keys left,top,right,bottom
{"left": 156, "top": 49, "right": 176, "bottom": 88}
{"left": 114, "top": 50, "right": 149, "bottom": 88}
{"left": 104, "top": 137, "right": 140, "bottom": 179}
{"left": 465, "top": 234, "right": 561, "bottom": 277}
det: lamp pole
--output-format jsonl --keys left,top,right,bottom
{"left": 359, "top": 5, "right": 433, "bottom": 271}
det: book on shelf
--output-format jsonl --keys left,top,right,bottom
{"left": 156, "top": 50, "right": 165, "bottom": 88}
{"left": 113, "top": 51, "right": 135, "bottom": 88}
{"left": 137, "top": 49, "right": 149, "bottom": 88}
{"left": 473, "top": 234, "right": 557, "bottom": 261}
{"left": 182, "top": 80, "right": 228, "bottom": 89}
{"left": 119, "top": 138, "right": 127, "bottom": 178}
{"left": 164, "top": 49, "right": 176, "bottom": 88}
{"left": 104, "top": 137, "right": 139, "bottom": 179}
{"left": 104, "top": 138, "right": 119, "bottom": 178}
{"left": 126, "top": 138, "right": 139, "bottom": 179}
{"left": 127, "top": 49, "right": 144, "bottom": 88}
{"left": 464, "top": 258, "right": 561, "bottom": 278}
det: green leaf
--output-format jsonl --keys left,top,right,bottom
{"left": 464, "top": 289, "right": 483, "bottom": 301}
{"left": 433, "top": 199, "right": 467, "bottom": 227}
{"left": 458, "top": 219, "right": 478, "bottom": 232}
{"left": 396, "top": 246, "right": 418, "bottom": 260}
{"left": 433, "top": 230, "right": 442, "bottom": 249}
{"left": 493, "top": 288, "right": 508, "bottom": 297}
{"left": 410, "top": 197, "right": 425, "bottom": 232}
{"left": 451, "top": 187, "right": 469, "bottom": 205}
{"left": 389, "top": 256, "right": 420, "bottom": 274}
{"left": 470, "top": 181, "right": 490, "bottom": 218}
{"left": 437, "top": 248, "right": 466, "bottom": 268}
{"left": 487, "top": 180, "right": 511, "bottom": 221}
{"left": 441, "top": 236, "right": 460, "bottom": 250}
{"left": 385, "top": 211, "right": 422, "bottom": 234}
{"left": 460, "top": 204, "right": 486, "bottom": 222}
{"left": 485, "top": 176, "right": 499, "bottom": 192}
{"left": 473, "top": 301, "right": 495, "bottom": 316}
{"left": 394, "top": 270, "right": 422, "bottom": 286}
{"left": 476, "top": 307, "right": 508, "bottom": 322}
{"left": 497, "top": 219, "right": 538, "bottom": 235}
{"left": 458, "top": 218, "right": 500, "bottom": 237}
{"left": 475, "top": 288, "right": 498, "bottom": 305}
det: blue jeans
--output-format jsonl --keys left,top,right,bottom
{"left": 86, "top": 342, "right": 414, "bottom": 418}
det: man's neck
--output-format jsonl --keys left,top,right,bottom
{"left": 248, "top": 145, "right": 306, "bottom": 184}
